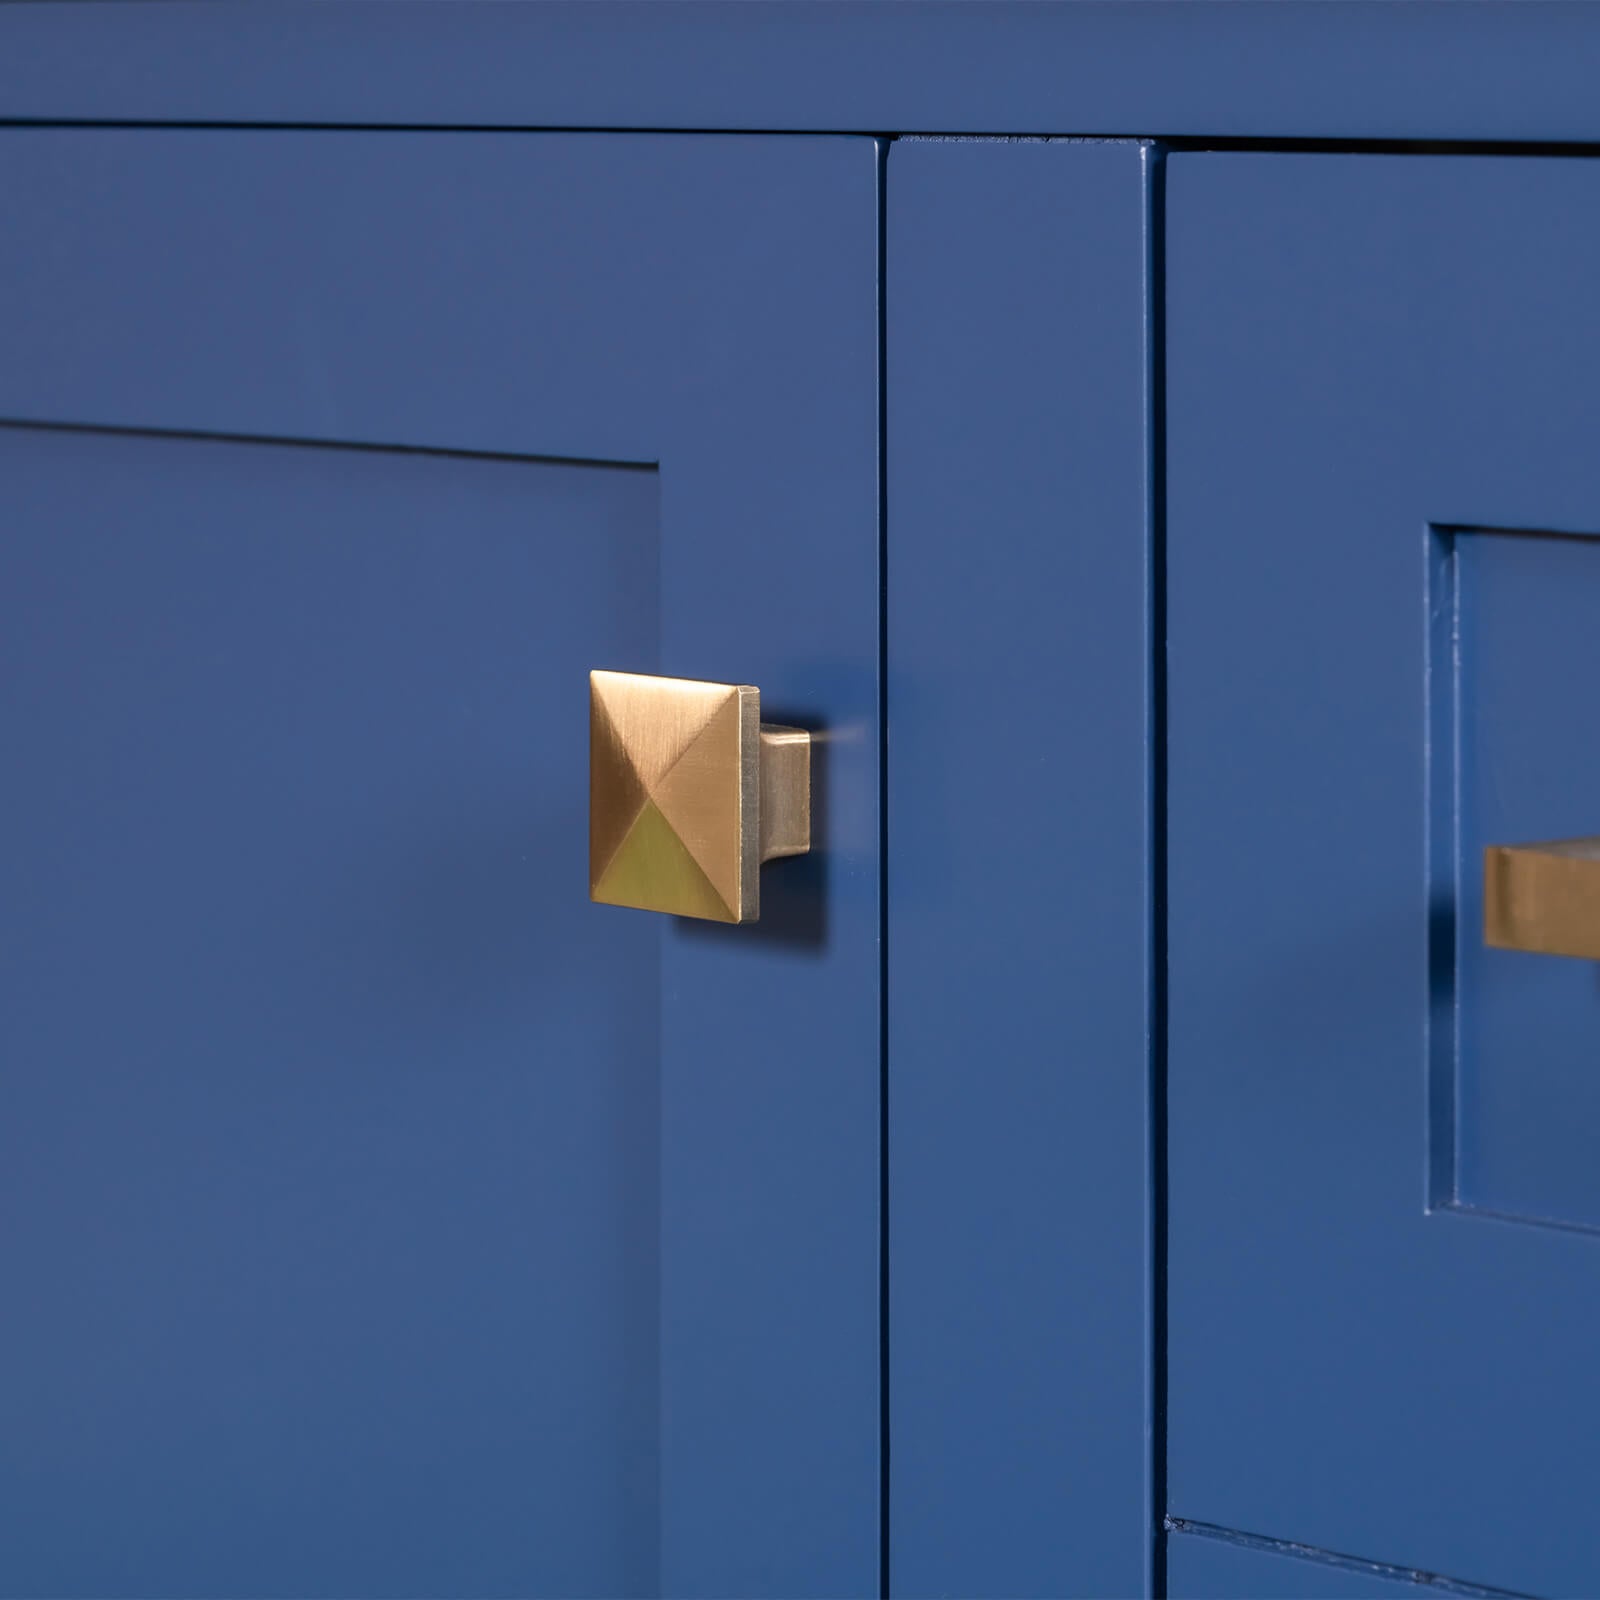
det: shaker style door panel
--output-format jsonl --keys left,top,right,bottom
{"left": 1, "top": 435, "right": 664, "bottom": 1596}
{"left": 1167, "top": 153, "right": 1600, "bottom": 1597}
{"left": 0, "top": 130, "right": 881, "bottom": 1597}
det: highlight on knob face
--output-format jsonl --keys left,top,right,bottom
{"left": 589, "top": 670, "right": 757, "bottom": 923}
{"left": 589, "top": 670, "right": 810, "bottom": 925}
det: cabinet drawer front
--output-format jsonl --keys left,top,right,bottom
{"left": 1168, "top": 151, "right": 1600, "bottom": 1597}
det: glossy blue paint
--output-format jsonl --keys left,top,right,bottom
{"left": 4, "top": 3, "right": 1600, "bottom": 142}
{"left": 0, "top": 129, "right": 880, "bottom": 1595}
{"left": 1168, "top": 1529, "right": 1480, "bottom": 1600}
{"left": 1168, "top": 153, "right": 1600, "bottom": 1596}
{"left": 887, "top": 138, "right": 1153, "bottom": 1598}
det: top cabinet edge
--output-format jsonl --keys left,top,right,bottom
{"left": 5, "top": 2, "right": 1600, "bottom": 145}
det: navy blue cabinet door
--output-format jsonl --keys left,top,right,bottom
{"left": 1168, "top": 154, "right": 1600, "bottom": 1597}
{"left": 0, "top": 130, "right": 880, "bottom": 1597}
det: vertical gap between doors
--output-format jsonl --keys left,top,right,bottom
{"left": 1145, "top": 140, "right": 1171, "bottom": 1600}
{"left": 876, "top": 132, "right": 893, "bottom": 1600}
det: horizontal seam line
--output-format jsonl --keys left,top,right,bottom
{"left": 1166, "top": 1517, "right": 1534, "bottom": 1598}
{"left": 0, "top": 416, "right": 656, "bottom": 471}
{"left": 3, "top": 121, "right": 1600, "bottom": 155}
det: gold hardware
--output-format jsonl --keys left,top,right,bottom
{"left": 589, "top": 670, "right": 811, "bottom": 923}
{"left": 1484, "top": 839, "right": 1600, "bottom": 960}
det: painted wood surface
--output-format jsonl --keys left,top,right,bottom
{"left": 0, "top": 129, "right": 881, "bottom": 1596}
{"left": 3, "top": 3, "right": 1600, "bottom": 142}
{"left": 0, "top": 432, "right": 664, "bottom": 1596}
{"left": 1167, "top": 151, "right": 1600, "bottom": 1597}
{"left": 888, "top": 137, "right": 1154, "bottom": 1598}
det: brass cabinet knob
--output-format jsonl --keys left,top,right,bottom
{"left": 1484, "top": 838, "right": 1600, "bottom": 960}
{"left": 589, "top": 670, "right": 811, "bottom": 924}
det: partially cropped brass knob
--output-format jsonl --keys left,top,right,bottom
{"left": 1484, "top": 838, "right": 1600, "bottom": 961}
{"left": 589, "top": 670, "right": 811, "bottom": 923}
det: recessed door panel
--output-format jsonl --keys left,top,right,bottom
{"left": 1446, "top": 527, "right": 1600, "bottom": 1231}
{"left": 0, "top": 430, "right": 659, "bottom": 1595}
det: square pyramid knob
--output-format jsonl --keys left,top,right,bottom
{"left": 589, "top": 670, "right": 811, "bottom": 924}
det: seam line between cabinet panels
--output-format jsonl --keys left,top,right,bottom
{"left": 876, "top": 131, "right": 893, "bottom": 1600}
{"left": 9, "top": 120, "right": 1600, "bottom": 153}
{"left": 0, "top": 115, "right": 1593, "bottom": 148}
{"left": 1165, "top": 1519, "right": 1535, "bottom": 1598}
{"left": 0, "top": 416, "right": 657, "bottom": 471}
{"left": 1144, "top": 139, "right": 1170, "bottom": 1600}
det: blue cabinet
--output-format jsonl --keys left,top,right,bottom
{"left": 6, "top": 10, "right": 1600, "bottom": 1599}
